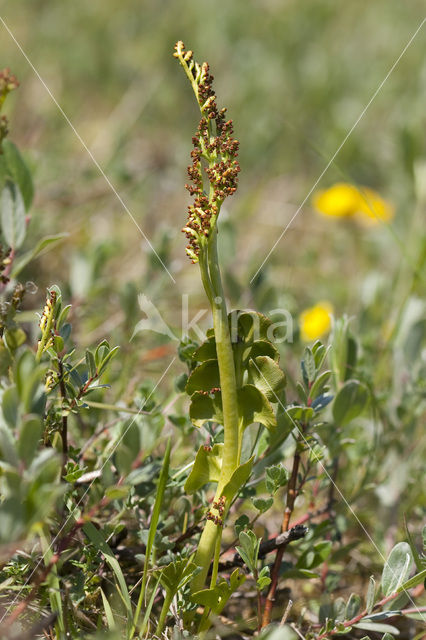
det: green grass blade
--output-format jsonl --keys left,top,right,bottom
{"left": 39, "top": 526, "right": 65, "bottom": 637}
{"left": 83, "top": 521, "right": 133, "bottom": 632}
{"left": 140, "top": 575, "right": 161, "bottom": 638}
{"left": 100, "top": 587, "right": 117, "bottom": 630}
{"left": 131, "top": 438, "right": 171, "bottom": 637}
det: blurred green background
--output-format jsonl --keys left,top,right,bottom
{"left": 1, "top": 0, "right": 425, "bottom": 610}
{"left": 0, "top": 1, "right": 425, "bottom": 364}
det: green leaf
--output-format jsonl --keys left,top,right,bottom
{"left": 29, "top": 448, "right": 61, "bottom": 485}
{"left": 230, "top": 310, "right": 272, "bottom": 343}
{"left": 2, "top": 385, "right": 19, "bottom": 429}
{"left": 1, "top": 182, "right": 26, "bottom": 249}
{"left": 0, "top": 422, "right": 19, "bottom": 467}
{"left": 3, "top": 328, "right": 26, "bottom": 351}
{"left": 312, "top": 341, "right": 328, "bottom": 370}
{"left": 333, "top": 596, "right": 346, "bottom": 621}
{"left": 222, "top": 456, "right": 254, "bottom": 501}
{"left": 104, "top": 485, "right": 130, "bottom": 501}
{"left": 2, "top": 140, "right": 34, "bottom": 209}
{"left": 285, "top": 406, "right": 315, "bottom": 423}
{"left": 11, "top": 233, "right": 68, "bottom": 278}
{"left": 345, "top": 335, "right": 358, "bottom": 381}
{"left": 345, "top": 593, "right": 361, "bottom": 620}
{"left": 97, "top": 346, "right": 120, "bottom": 376}
{"left": 193, "top": 338, "right": 217, "bottom": 362}
{"left": 56, "top": 304, "right": 72, "bottom": 331}
{"left": 0, "top": 154, "right": 8, "bottom": 191}
{"left": 17, "top": 415, "right": 43, "bottom": 466}
{"left": 185, "top": 359, "right": 220, "bottom": 395}
{"left": 330, "top": 316, "right": 354, "bottom": 385}
{"left": 262, "top": 625, "right": 298, "bottom": 640}
{"left": 85, "top": 349, "right": 97, "bottom": 378}
{"left": 398, "top": 568, "right": 426, "bottom": 591}
{"left": 63, "top": 463, "right": 86, "bottom": 483}
{"left": 366, "top": 575, "right": 376, "bottom": 613}
{"left": 236, "top": 530, "right": 260, "bottom": 573}
{"left": 256, "top": 574, "right": 271, "bottom": 590}
{"left": 332, "top": 379, "right": 369, "bottom": 426}
{"left": 53, "top": 335, "right": 64, "bottom": 353}
{"left": 247, "top": 339, "right": 279, "bottom": 362}
{"left": 0, "top": 497, "right": 24, "bottom": 543}
{"left": 247, "top": 356, "right": 286, "bottom": 401}
{"left": 310, "top": 370, "right": 332, "bottom": 400}
{"left": 157, "top": 558, "right": 198, "bottom": 594}
{"left": 94, "top": 340, "right": 110, "bottom": 367}
{"left": 191, "top": 568, "right": 246, "bottom": 614}
{"left": 191, "top": 581, "right": 228, "bottom": 611}
{"left": 252, "top": 497, "right": 274, "bottom": 513}
{"left": 296, "top": 381, "right": 308, "bottom": 404}
{"left": 100, "top": 587, "right": 116, "bottom": 630}
{"left": 235, "top": 515, "right": 249, "bottom": 536}
{"left": 354, "top": 622, "right": 399, "bottom": 634}
{"left": 189, "top": 390, "right": 223, "bottom": 428}
{"left": 404, "top": 520, "right": 423, "bottom": 572}
{"left": 280, "top": 569, "right": 318, "bottom": 580}
{"left": 184, "top": 443, "right": 223, "bottom": 493}
{"left": 238, "top": 384, "right": 276, "bottom": 430}
{"left": 381, "top": 542, "right": 413, "bottom": 596}
{"left": 296, "top": 540, "right": 332, "bottom": 569}
{"left": 302, "top": 347, "right": 316, "bottom": 384}
{"left": 265, "top": 464, "right": 289, "bottom": 494}
{"left": 311, "top": 392, "right": 333, "bottom": 412}
{"left": 363, "top": 611, "right": 402, "bottom": 622}
{"left": 15, "top": 350, "right": 46, "bottom": 413}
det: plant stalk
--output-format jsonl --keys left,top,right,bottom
{"left": 155, "top": 589, "right": 174, "bottom": 637}
{"left": 191, "top": 230, "right": 240, "bottom": 592}
{"left": 262, "top": 433, "right": 303, "bottom": 626}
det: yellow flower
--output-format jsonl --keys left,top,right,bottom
{"left": 299, "top": 302, "right": 333, "bottom": 342}
{"left": 356, "top": 187, "right": 394, "bottom": 226}
{"left": 312, "top": 183, "right": 360, "bottom": 218}
{"left": 312, "top": 182, "right": 394, "bottom": 226}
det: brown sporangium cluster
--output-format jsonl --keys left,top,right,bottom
{"left": 206, "top": 494, "right": 226, "bottom": 527}
{"left": 0, "top": 68, "right": 19, "bottom": 145}
{"left": 173, "top": 41, "right": 240, "bottom": 262}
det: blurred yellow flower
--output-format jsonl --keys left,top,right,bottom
{"left": 312, "top": 182, "right": 394, "bottom": 226}
{"left": 356, "top": 187, "right": 394, "bottom": 226}
{"left": 299, "top": 302, "right": 333, "bottom": 342}
{"left": 312, "top": 183, "right": 360, "bottom": 218}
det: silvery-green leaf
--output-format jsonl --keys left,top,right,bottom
{"left": 1, "top": 182, "right": 26, "bottom": 249}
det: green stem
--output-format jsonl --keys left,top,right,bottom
{"left": 197, "top": 532, "right": 221, "bottom": 635}
{"left": 210, "top": 528, "right": 222, "bottom": 588}
{"left": 191, "top": 230, "right": 240, "bottom": 593}
{"left": 177, "top": 41, "right": 242, "bottom": 602}
{"left": 198, "top": 244, "right": 214, "bottom": 306}
{"left": 207, "top": 231, "right": 240, "bottom": 487}
{"left": 155, "top": 589, "right": 174, "bottom": 637}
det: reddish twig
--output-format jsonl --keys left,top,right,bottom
{"left": 316, "top": 590, "right": 416, "bottom": 639}
{"left": 292, "top": 505, "right": 330, "bottom": 527}
{"left": 262, "top": 433, "right": 303, "bottom": 627}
